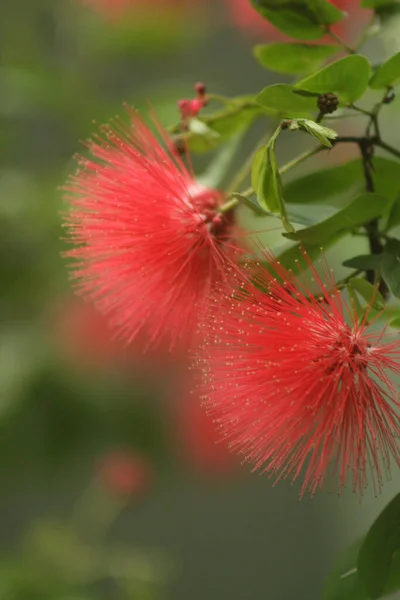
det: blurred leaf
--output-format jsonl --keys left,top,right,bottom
{"left": 389, "top": 317, "right": 400, "bottom": 328}
{"left": 348, "top": 278, "right": 385, "bottom": 310}
{"left": 197, "top": 134, "right": 242, "bottom": 188}
{"left": 370, "top": 51, "right": 400, "bottom": 88}
{"left": 253, "top": 43, "right": 338, "bottom": 74}
{"left": 297, "top": 118, "right": 337, "bottom": 146}
{"left": 295, "top": 56, "right": 371, "bottom": 103}
{"left": 323, "top": 538, "right": 367, "bottom": 600}
{"left": 256, "top": 84, "right": 317, "bottom": 118}
{"left": 286, "top": 203, "right": 337, "bottom": 225}
{"left": 358, "top": 493, "right": 400, "bottom": 598}
{"left": 250, "top": 0, "right": 344, "bottom": 40}
{"left": 387, "top": 193, "right": 400, "bottom": 230}
{"left": 283, "top": 193, "right": 390, "bottom": 244}
{"left": 362, "top": 0, "right": 400, "bottom": 7}
{"left": 342, "top": 254, "right": 382, "bottom": 270}
{"left": 284, "top": 157, "right": 400, "bottom": 206}
{"left": 381, "top": 239, "right": 400, "bottom": 297}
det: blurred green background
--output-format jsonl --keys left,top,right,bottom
{"left": 1, "top": 1, "right": 400, "bottom": 598}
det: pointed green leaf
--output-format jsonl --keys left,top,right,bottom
{"left": 250, "top": 0, "right": 345, "bottom": 40}
{"left": 358, "top": 493, "right": 400, "bottom": 599}
{"left": 342, "top": 254, "right": 382, "bottom": 270}
{"left": 297, "top": 118, "right": 337, "bottom": 147}
{"left": 254, "top": 43, "right": 339, "bottom": 75}
{"left": 283, "top": 193, "right": 390, "bottom": 244}
{"left": 251, "top": 142, "right": 294, "bottom": 232}
{"left": 348, "top": 278, "right": 385, "bottom": 310}
{"left": 294, "top": 55, "right": 371, "bottom": 103}
{"left": 256, "top": 84, "right": 317, "bottom": 118}
{"left": 381, "top": 239, "right": 400, "bottom": 298}
{"left": 370, "top": 51, "right": 400, "bottom": 88}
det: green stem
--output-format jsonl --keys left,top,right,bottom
{"left": 375, "top": 139, "right": 400, "bottom": 159}
{"left": 279, "top": 145, "right": 325, "bottom": 175}
{"left": 326, "top": 28, "right": 356, "bottom": 54}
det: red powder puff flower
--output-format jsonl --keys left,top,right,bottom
{"left": 197, "top": 248, "right": 400, "bottom": 498}
{"left": 63, "top": 107, "right": 238, "bottom": 351}
{"left": 225, "top": 0, "right": 371, "bottom": 44}
{"left": 98, "top": 451, "right": 153, "bottom": 497}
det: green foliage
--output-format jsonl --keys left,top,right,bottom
{"left": 358, "top": 493, "right": 400, "bottom": 598}
{"left": 342, "top": 254, "right": 383, "bottom": 270}
{"left": 370, "top": 51, "right": 400, "bottom": 88}
{"left": 284, "top": 158, "right": 400, "bottom": 206}
{"left": 294, "top": 56, "right": 372, "bottom": 104}
{"left": 283, "top": 193, "right": 390, "bottom": 244}
{"left": 296, "top": 119, "right": 337, "bottom": 147}
{"left": 381, "top": 239, "right": 400, "bottom": 297}
{"left": 250, "top": 0, "right": 344, "bottom": 40}
{"left": 256, "top": 84, "right": 317, "bottom": 118}
{"left": 348, "top": 278, "right": 385, "bottom": 310}
{"left": 254, "top": 43, "right": 339, "bottom": 75}
{"left": 251, "top": 130, "right": 294, "bottom": 232}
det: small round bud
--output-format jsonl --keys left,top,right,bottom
{"left": 281, "top": 119, "right": 293, "bottom": 130}
{"left": 194, "top": 82, "right": 206, "bottom": 97}
{"left": 384, "top": 90, "right": 395, "bottom": 104}
{"left": 317, "top": 93, "right": 339, "bottom": 115}
{"left": 171, "top": 137, "right": 186, "bottom": 156}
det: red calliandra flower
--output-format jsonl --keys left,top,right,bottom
{"left": 225, "top": 0, "right": 371, "bottom": 44}
{"left": 63, "top": 107, "right": 238, "bottom": 351}
{"left": 98, "top": 451, "right": 153, "bottom": 497}
{"left": 197, "top": 248, "right": 400, "bottom": 498}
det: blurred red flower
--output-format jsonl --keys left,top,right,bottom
{"left": 98, "top": 450, "right": 153, "bottom": 497}
{"left": 197, "top": 249, "right": 400, "bottom": 497}
{"left": 224, "top": 0, "right": 371, "bottom": 44}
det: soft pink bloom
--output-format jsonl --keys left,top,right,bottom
{"left": 197, "top": 249, "right": 400, "bottom": 497}
{"left": 98, "top": 451, "right": 153, "bottom": 497}
{"left": 225, "top": 0, "right": 371, "bottom": 43}
{"left": 63, "top": 108, "right": 238, "bottom": 351}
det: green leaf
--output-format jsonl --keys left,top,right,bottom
{"left": 358, "top": 493, "right": 400, "bottom": 598}
{"left": 297, "top": 118, "right": 337, "bottom": 147}
{"left": 387, "top": 193, "right": 400, "bottom": 230}
{"left": 252, "top": 144, "right": 294, "bottom": 232}
{"left": 323, "top": 538, "right": 367, "bottom": 600}
{"left": 381, "top": 239, "right": 400, "bottom": 297}
{"left": 370, "top": 51, "right": 400, "bottom": 88}
{"left": 348, "top": 278, "right": 385, "bottom": 310}
{"left": 250, "top": 0, "right": 345, "bottom": 41}
{"left": 252, "top": 131, "right": 295, "bottom": 233}
{"left": 362, "top": 0, "right": 400, "bottom": 8}
{"left": 389, "top": 317, "right": 400, "bottom": 328}
{"left": 342, "top": 254, "right": 382, "bottom": 270}
{"left": 256, "top": 84, "right": 317, "bottom": 118}
{"left": 294, "top": 55, "right": 371, "bottom": 103}
{"left": 197, "top": 134, "right": 242, "bottom": 188}
{"left": 254, "top": 43, "right": 339, "bottom": 74}
{"left": 324, "top": 536, "right": 400, "bottom": 600}
{"left": 284, "top": 157, "right": 400, "bottom": 206}
{"left": 283, "top": 193, "right": 390, "bottom": 244}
